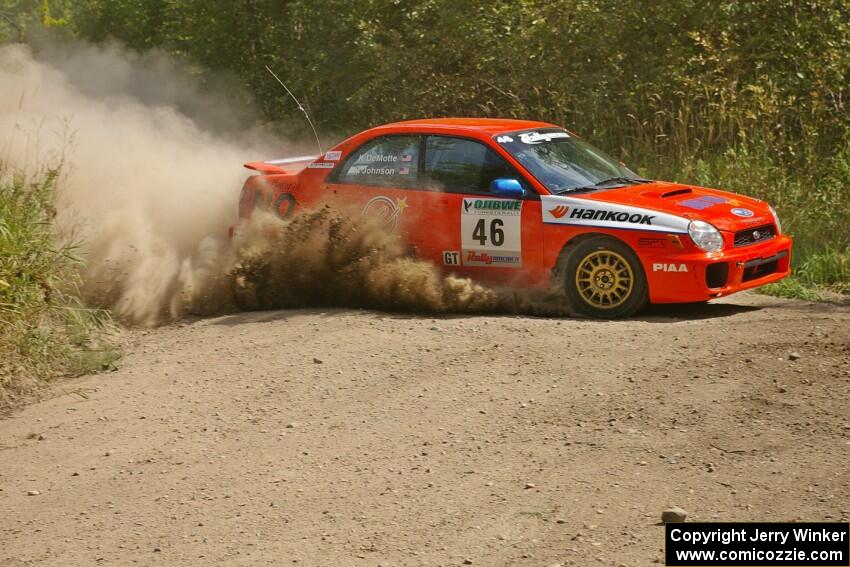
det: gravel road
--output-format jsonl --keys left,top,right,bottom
{"left": 2, "top": 293, "right": 849, "bottom": 566}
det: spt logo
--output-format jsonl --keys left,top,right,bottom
{"left": 549, "top": 205, "right": 569, "bottom": 219}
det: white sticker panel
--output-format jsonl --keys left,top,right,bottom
{"left": 541, "top": 195, "right": 690, "bottom": 234}
{"left": 461, "top": 198, "right": 522, "bottom": 268}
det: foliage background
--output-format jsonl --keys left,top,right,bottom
{"left": 1, "top": 0, "right": 849, "bottom": 292}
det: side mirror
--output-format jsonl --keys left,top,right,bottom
{"left": 490, "top": 178, "right": 525, "bottom": 197}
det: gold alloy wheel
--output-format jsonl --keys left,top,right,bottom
{"left": 575, "top": 250, "right": 634, "bottom": 309}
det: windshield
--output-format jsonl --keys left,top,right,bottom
{"left": 494, "top": 128, "right": 640, "bottom": 193}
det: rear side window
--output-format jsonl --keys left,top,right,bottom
{"left": 423, "top": 136, "right": 526, "bottom": 194}
{"left": 334, "top": 135, "right": 419, "bottom": 188}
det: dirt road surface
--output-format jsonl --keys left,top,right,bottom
{"left": 2, "top": 293, "right": 849, "bottom": 566}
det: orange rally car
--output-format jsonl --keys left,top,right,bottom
{"left": 235, "top": 118, "right": 792, "bottom": 318}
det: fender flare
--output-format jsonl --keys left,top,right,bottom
{"left": 552, "top": 232, "right": 646, "bottom": 283}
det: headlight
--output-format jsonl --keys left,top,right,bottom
{"left": 688, "top": 220, "right": 724, "bottom": 252}
{"left": 769, "top": 204, "right": 782, "bottom": 234}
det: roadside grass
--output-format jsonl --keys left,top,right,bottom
{"left": 760, "top": 279, "right": 826, "bottom": 302}
{"left": 761, "top": 247, "right": 850, "bottom": 302}
{"left": 0, "top": 168, "right": 118, "bottom": 409}
{"left": 791, "top": 247, "right": 850, "bottom": 293}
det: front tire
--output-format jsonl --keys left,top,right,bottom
{"left": 560, "top": 236, "right": 648, "bottom": 319}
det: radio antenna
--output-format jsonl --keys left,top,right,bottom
{"left": 265, "top": 65, "right": 323, "bottom": 155}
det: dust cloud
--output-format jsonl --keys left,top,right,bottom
{"left": 227, "top": 209, "right": 570, "bottom": 317}
{"left": 0, "top": 41, "right": 569, "bottom": 325}
{"left": 0, "top": 41, "right": 291, "bottom": 325}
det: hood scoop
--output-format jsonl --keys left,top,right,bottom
{"left": 660, "top": 188, "right": 693, "bottom": 198}
{"left": 638, "top": 187, "right": 694, "bottom": 199}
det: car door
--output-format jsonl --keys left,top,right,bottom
{"left": 421, "top": 135, "right": 545, "bottom": 286}
{"left": 323, "top": 134, "right": 437, "bottom": 258}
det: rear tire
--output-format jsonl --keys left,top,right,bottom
{"left": 559, "top": 236, "right": 648, "bottom": 319}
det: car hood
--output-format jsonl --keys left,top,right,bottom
{"left": 574, "top": 181, "right": 774, "bottom": 232}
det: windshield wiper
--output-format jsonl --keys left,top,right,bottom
{"left": 593, "top": 176, "right": 652, "bottom": 186}
{"left": 555, "top": 176, "right": 652, "bottom": 194}
{"left": 554, "top": 186, "right": 599, "bottom": 195}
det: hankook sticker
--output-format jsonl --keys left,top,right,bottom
{"left": 541, "top": 195, "right": 690, "bottom": 234}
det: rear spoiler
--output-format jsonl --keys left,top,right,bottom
{"left": 244, "top": 155, "right": 318, "bottom": 175}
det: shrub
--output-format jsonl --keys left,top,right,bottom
{"left": 0, "top": 168, "right": 117, "bottom": 408}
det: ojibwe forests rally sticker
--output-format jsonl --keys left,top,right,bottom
{"left": 460, "top": 198, "right": 522, "bottom": 268}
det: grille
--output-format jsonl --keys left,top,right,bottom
{"left": 734, "top": 224, "right": 776, "bottom": 247}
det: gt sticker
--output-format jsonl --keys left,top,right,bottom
{"left": 653, "top": 263, "right": 688, "bottom": 272}
{"left": 461, "top": 198, "right": 522, "bottom": 267}
{"left": 324, "top": 150, "right": 342, "bottom": 161}
{"left": 443, "top": 251, "right": 461, "bottom": 266}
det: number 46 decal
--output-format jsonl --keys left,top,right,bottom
{"left": 472, "top": 219, "right": 505, "bottom": 246}
{"left": 460, "top": 198, "right": 523, "bottom": 268}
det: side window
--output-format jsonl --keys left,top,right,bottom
{"left": 335, "top": 135, "right": 419, "bottom": 188}
{"left": 423, "top": 136, "right": 527, "bottom": 194}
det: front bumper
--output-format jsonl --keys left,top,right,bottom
{"left": 647, "top": 235, "right": 793, "bottom": 303}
